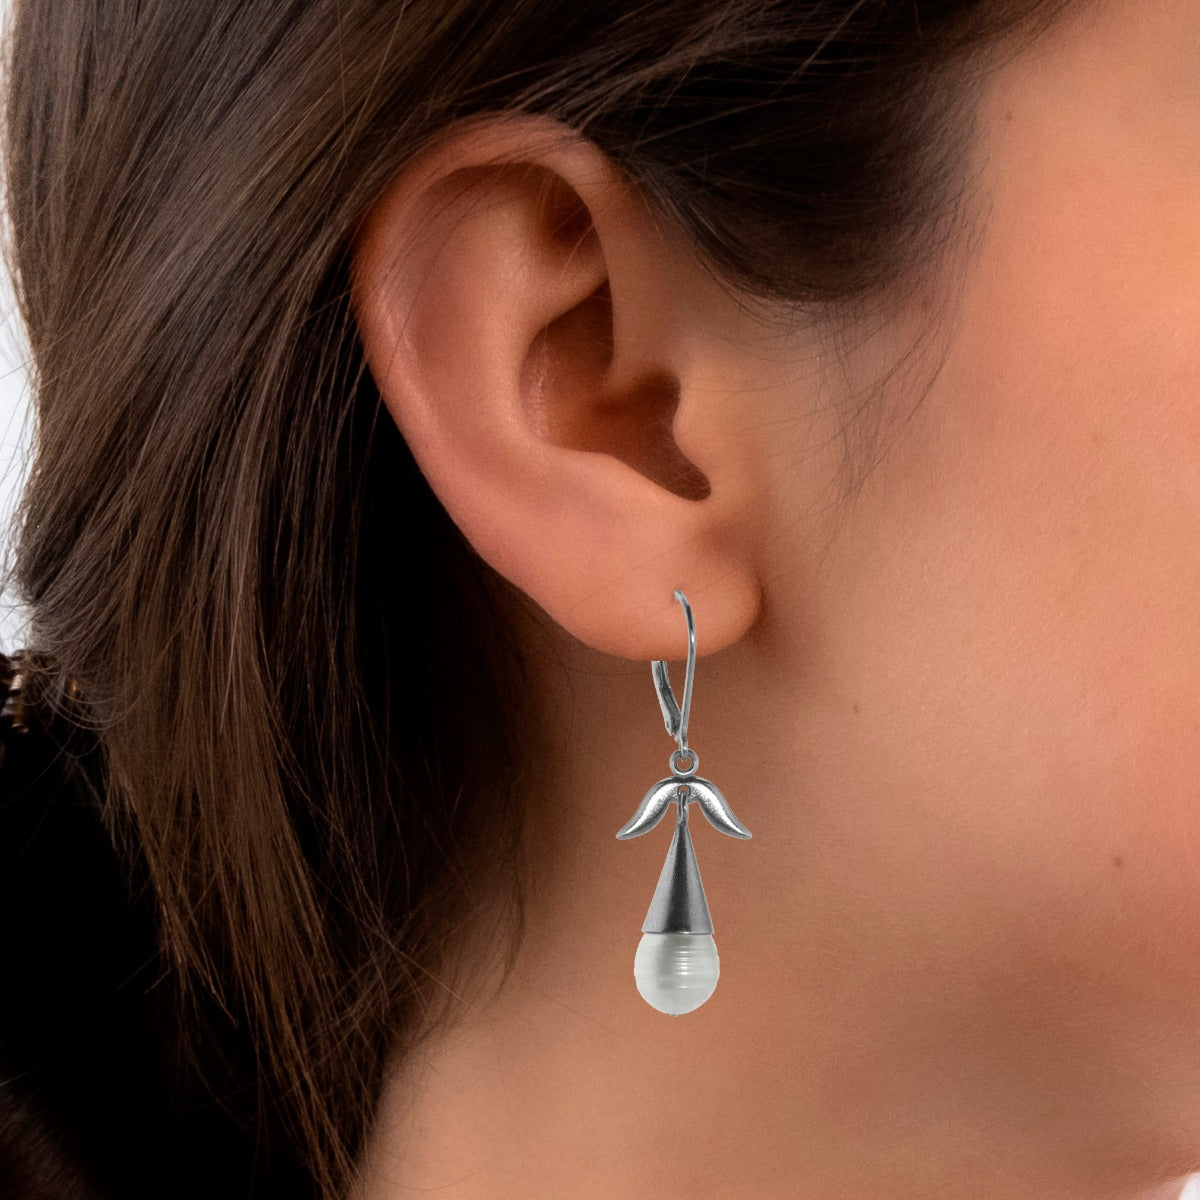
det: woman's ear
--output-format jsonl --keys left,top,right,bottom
{"left": 349, "top": 112, "right": 763, "bottom": 661}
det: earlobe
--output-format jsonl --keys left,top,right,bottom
{"left": 349, "top": 113, "right": 762, "bottom": 662}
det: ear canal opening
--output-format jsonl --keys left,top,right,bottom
{"left": 636, "top": 371, "right": 712, "bottom": 502}
{"left": 524, "top": 280, "right": 712, "bottom": 503}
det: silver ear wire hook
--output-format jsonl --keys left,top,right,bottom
{"left": 651, "top": 588, "right": 695, "bottom": 760}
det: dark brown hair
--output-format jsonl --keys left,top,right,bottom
{"left": 0, "top": 1, "right": 1079, "bottom": 1195}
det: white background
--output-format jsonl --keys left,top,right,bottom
{"left": 0, "top": 0, "right": 27, "bottom": 650}
{"left": 0, "top": 244, "right": 31, "bottom": 653}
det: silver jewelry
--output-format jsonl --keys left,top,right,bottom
{"left": 616, "top": 588, "right": 752, "bottom": 1014}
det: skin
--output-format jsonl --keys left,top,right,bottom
{"left": 348, "top": 0, "right": 1200, "bottom": 1196}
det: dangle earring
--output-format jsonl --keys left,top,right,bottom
{"left": 616, "top": 588, "right": 752, "bottom": 1015}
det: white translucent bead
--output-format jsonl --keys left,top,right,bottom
{"left": 633, "top": 931, "right": 720, "bottom": 1015}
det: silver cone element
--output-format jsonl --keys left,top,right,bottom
{"left": 641, "top": 803, "right": 714, "bottom": 934}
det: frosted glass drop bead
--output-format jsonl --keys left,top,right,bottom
{"left": 633, "top": 931, "right": 720, "bottom": 1015}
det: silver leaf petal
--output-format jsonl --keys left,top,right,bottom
{"left": 688, "top": 777, "right": 752, "bottom": 839}
{"left": 615, "top": 778, "right": 679, "bottom": 840}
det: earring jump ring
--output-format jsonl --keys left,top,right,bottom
{"left": 670, "top": 746, "right": 699, "bottom": 777}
